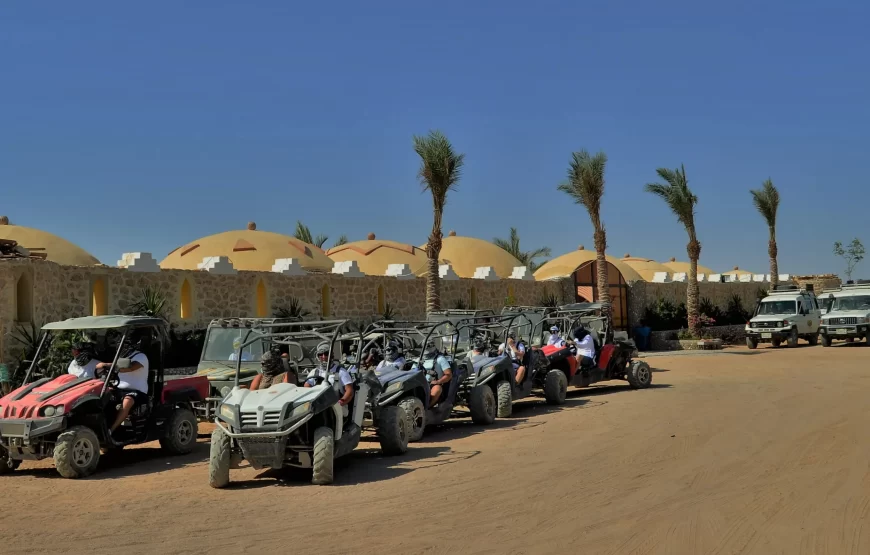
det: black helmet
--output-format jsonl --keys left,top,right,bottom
{"left": 260, "top": 348, "right": 284, "bottom": 377}
{"left": 573, "top": 326, "right": 588, "bottom": 341}
{"left": 72, "top": 339, "right": 96, "bottom": 367}
{"left": 385, "top": 340, "right": 403, "bottom": 362}
{"left": 120, "top": 330, "right": 148, "bottom": 358}
{"left": 472, "top": 335, "right": 488, "bottom": 352}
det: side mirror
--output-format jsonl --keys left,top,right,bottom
{"left": 116, "top": 358, "right": 131, "bottom": 369}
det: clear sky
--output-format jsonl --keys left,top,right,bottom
{"left": 2, "top": 1, "right": 868, "bottom": 277}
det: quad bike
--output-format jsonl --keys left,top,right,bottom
{"left": 535, "top": 303, "right": 652, "bottom": 395}
{"left": 208, "top": 320, "right": 409, "bottom": 488}
{"left": 354, "top": 320, "right": 478, "bottom": 440}
{"left": 0, "top": 316, "right": 207, "bottom": 479}
{"left": 193, "top": 317, "right": 300, "bottom": 421}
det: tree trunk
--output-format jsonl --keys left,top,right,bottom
{"left": 426, "top": 211, "right": 443, "bottom": 313}
{"left": 593, "top": 227, "right": 611, "bottom": 321}
{"left": 687, "top": 238, "right": 702, "bottom": 338}
{"left": 768, "top": 226, "right": 779, "bottom": 288}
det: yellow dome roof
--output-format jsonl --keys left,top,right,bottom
{"left": 661, "top": 259, "right": 715, "bottom": 276}
{"left": 0, "top": 222, "right": 100, "bottom": 266}
{"left": 160, "top": 224, "right": 333, "bottom": 272}
{"left": 418, "top": 234, "right": 522, "bottom": 278}
{"left": 326, "top": 235, "right": 428, "bottom": 276}
{"left": 619, "top": 255, "right": 674, "bottom": 281}
{"left": 534, "top": 248, "right": 643, "bottom": 282}
{"left": 722, "top": 267, "right": 754, "bottom": 276}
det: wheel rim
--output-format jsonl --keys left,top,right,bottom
{"left": 73, "top": 437, "right": 95, "bottom": 468}
{"left": 177, "top": 420, "right": 194, "bottom": 445}
{"left": 398, "top": 417, "right": 407, "bottom": 442}
{"left": 637, "top": 364, "right": 651, "bottom": 384}
{"left": 485, "top": 391, "right": 495, "bottom": 414}
{"left": 411, "top": 405, "right": 424, "bottom": 432}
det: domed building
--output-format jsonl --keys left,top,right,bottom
{"left": 417, "top": 232, "right": 522, "bottom": 279}
{"left": 534, "top": 246, "right": 643, "bottom": 329}
{"left": 722, "top": 266, "right": 754, "bottom": 279}
{"left": 619, "top": 255, "right": 673, "bottom": 282}
{"left": 159, "top": 223, "right": 334, "bottom": 272}
{"left": 661, "top": 257, "right": 715, "bottom": 276}
{"left": 326, "top": 233, "right": 428, "bottom": 276}
{"left": 0, "top": 218, "right": 101, "bottom": 266}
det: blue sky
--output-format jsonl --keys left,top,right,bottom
{"left": 2, "top": 1, "right": 868, "bottom": 277}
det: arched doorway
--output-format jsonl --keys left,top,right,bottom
{"left": 377, "top": 285, "right": 385, "bottom": 315}
{"left": 321, "top": 284, "right": 331, "bottom": 318}
{"left": 180, "top": 279, "right": 193, "bottom": 320}
{"left": 255, "top": 279, "right": 268, "bottom": 317}
{"left": 572, "top": 261, "right": 629, "bottom": 329}
{"left": 15, "top": 272, "right": 33, "bottom": 322}
{"left": 91, "top": 276, "right": 108, "bottom": 316}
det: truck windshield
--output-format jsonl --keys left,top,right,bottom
{"left": 757, "top": 300, "right": 797, "bottom": 315}
{"left": 832, "top": 295, "right": 870, "bottom": 311}
{"left": 202, "top": 328, "right": 265, "bottom": 362}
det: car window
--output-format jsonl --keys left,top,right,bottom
{"left": 757, "top": 300, "right": 797, "bottom": 315}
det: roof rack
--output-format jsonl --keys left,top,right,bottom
{"left": 841, "top": 281, "right": 870, "bottom": 289}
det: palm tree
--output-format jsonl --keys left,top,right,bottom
{"left": 413, "top": 130, "right": 464, "bottom": 312}
{"left": 493, "top": 228, "right": 551, "bottom": 272}
{"left": 750, "top": 179, "right": 780, "bottom": 288}
{"left": 332, "top": 235, "right": 349, "bottom": 248}
{"left": 294, "top": 221, "right": 328, "bottom": 249}
{"left": 558, "top": 150, "right": 610, "bottom": 309}
{"left": 645, "top": 165, "right": 702, "bottom": 337}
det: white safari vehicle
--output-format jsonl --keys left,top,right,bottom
{"left": 819, "top": 282, "right": 870, "bottom": 347}
{"left": 745, "top": 285, "right": 821, "bottom": 348}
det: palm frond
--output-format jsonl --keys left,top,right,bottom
{"left": 294, "top": 221, "right": 314, "bottom": 244}
{"left": 312, "top": 234, "right": 328, "bottom": 249}
{"left": 413, "top": 130, "right": 464, "bottom": 209}
{"left": 558, "top": 150, "right": 607, "bottom": 221}
{"left": 644, "top": 164, "right": 697, "bottom": 230}
{"left": 492, "top": 228, "right": 551, "bottom": 269}
{"left": 750, "top": 178, "right": 779, "bottom": 227}
{"left": 333, "top": 235, "right": 349, "bottom": 247}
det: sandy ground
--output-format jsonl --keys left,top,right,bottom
{"left": 3, "top": 342, "right": 870, "bottom": 555}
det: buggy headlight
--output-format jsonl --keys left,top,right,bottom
{"left": 220, "top": 386, "right": 232, "bottom": 398}
{"left": 219, "top": 404, "right": 235, "bottom": 421}
{"left": 290, "top": 402, "right": 312, "bottom": 419}
{"left": 384, "top": 382, "right": 403, "bottom": 395}
{"left": 42, "top": 406, "right": 56, "bottom": 417}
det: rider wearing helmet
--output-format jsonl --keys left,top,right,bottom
{"left": 572, "top": 326, "right": 596, "bottom": 367}
{"left": 248, "top": 345, "right": 295, "bottom": 390}
{"left": 470, "top": 334, "right": 489, "bottom": 357}
{"left": 376, "top": 340, "right": 406, "bottom": 371}
{"left": 415, "top": 340, "right": 452, "bottom": 408}
{"left": 95, "top": 330, "right": 150, "bottom": 438}
{"left": 498, "top": 331, "right": 527, "bottom": 385}
{"left": 304, "top": 341, "right": 354, "bottom": 407}
{"left": 546, "top": 326, "right": 566, "bottom": 347}
{"left": 68, "top": 336, "right": 99, "bottom": 379}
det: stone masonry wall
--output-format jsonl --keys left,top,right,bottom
{"left": 0, "top": 259, "right": 567, "bottom": 366}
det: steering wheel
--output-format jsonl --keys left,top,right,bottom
{"left": 96, "top": 365, "right": 120, "bottom": 387}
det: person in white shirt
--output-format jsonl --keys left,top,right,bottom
{"left": 572, "top": 327, "right": 597, "bottom": 367}
{"left": 376, "top": 340, "right": 406, "bottom": 372}
{"left": 498, "top": 332, "right": 527, "bottom": 385}
{"left": 68, "top": 339, "right": 99, "bottom": 379}
{"left": 546, "top": 326, "right": 566, "bottom": 347}
{"left": 304, "top": 342, "right": 354, "bottom": 408}
{"left": 95, "top": 331, "right": 151, "bottom": 437}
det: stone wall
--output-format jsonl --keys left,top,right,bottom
{"left": 628, "top": 281, "right": 765, "bottom": 328}
{"left": 794, "top": 274, "right": 841, "bottom": 293}
{"left": 0, "top": 258, "right": 567, "bottom": 366}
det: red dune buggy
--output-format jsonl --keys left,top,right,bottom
{"left": 0, "top": 316, "right": 208, "bottom": 478}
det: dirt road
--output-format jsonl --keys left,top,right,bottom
{"left": 3, "top": 344, "right": 870, "bottom": 554}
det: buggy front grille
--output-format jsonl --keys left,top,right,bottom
{"left": 240, "top": 410, "right": 281, "bottom": 427}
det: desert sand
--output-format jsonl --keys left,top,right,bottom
{"left": 2, "top": 343, "right": 869, "bottom": 555}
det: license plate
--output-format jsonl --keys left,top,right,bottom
{"left": 836, "top": 329, "right": 848, "bottom": 335}
{"left": 761, "top": 333, "right": 772, "bottom": 339}
{"left": 0, "top": 422, "right": 26, "bottom": 437}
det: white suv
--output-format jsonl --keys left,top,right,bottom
{"left": 819, "top": 282, "right": 870, "bottom": 347}
{"left": 745, "top": 285, "right": 821, "bottom": 349}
